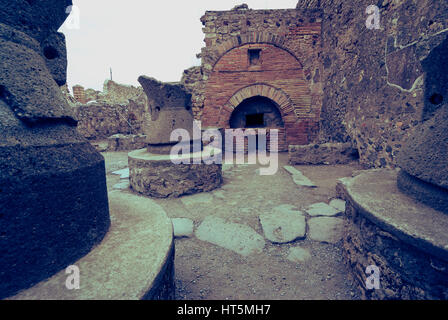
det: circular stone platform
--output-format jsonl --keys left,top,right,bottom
{"left": 337, "top": 169, "right": 448, "bottom": 300}
{"left": 7, "top": 190, "right": 175, "bottom": 300}
{"left": 128, "top": 146, "right": 222, "bottom": 198}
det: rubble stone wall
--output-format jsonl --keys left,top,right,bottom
{"left": 73, "top": 101, "right": 147, "bottom": 140}
{"left": 319, "top": 0, "right": 448, "bottom": 167}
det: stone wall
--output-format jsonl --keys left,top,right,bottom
{"left": 69, "top": 80, "right": 149, "bottom": 140}
{"left": 72, "top": 79, "right": 145, "bottom": 105}
{"left": 73, "top": 101, "right": 147, "bottom": 140}
{"left": 318, "top": 0, "right": 448, "bottom": 168}
{"left": 337, "top": 170, "right": 448, "bottom": 300}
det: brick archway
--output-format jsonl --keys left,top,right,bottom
{"left": 202, "top": 34, "right": 320, "bottom": 147}
{"left": 202, "top": 31, "right": 303, "bottom": 70}
{"left": 219, "top": 84, "right": 295, "bottom": 125}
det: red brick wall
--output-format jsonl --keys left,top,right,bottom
{"left": 72, "top": 85, "right": 87, "bottom": 104}
{"left": 203, "top": 42, "right": 318, "bottom": 148}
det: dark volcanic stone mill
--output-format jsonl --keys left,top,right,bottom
{"left": 397, "top": 36, "right": 448, "bottom": 214}
{"left": 127, "top": 76, "right": 222, "bottom": 198}
{"left": 0, "top": 0, "right": 110, "bottom": 298}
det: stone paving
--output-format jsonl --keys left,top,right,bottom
{"left": 103, "top": 151, "right": 362, "bottom": 300}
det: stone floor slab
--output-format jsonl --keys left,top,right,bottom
{"left": 195, "top": 216, "right": 265, "bottom": 256}
{"left": 308, "top": 217, "right": 344, "bottom": 244}
{"left": 259, "top": 206, "right": 306, "bottom": 243}
{"left": 172, "top": 218, "right": 194, "bottom": 238}
{"left": 306, "top": 202, "right": 342, "bottom": 217}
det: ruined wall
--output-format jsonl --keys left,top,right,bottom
{"left": 73, "top": 101, "right": 146, "bottom": 140}
{"left": 70, "top": 80, "right": 148, "bottom": 140}
{"left": 72, "top": 80, "right": 144, "bottom": 105}
{"left": 183, "top": 6, "right": 324, "bottom": 147}
{"left": 318, "top": 0, "right": 448, "bottom": 167}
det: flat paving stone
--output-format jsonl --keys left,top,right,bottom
{"left": 329, "top": 199, "right": 346, "bottom": 212}
{"left": 172, "top": 218, "right": 194, "bottom": 238}
{"left": 259, "top": 205, "right": 306, "bottom": 243}
{"left": 112, "top": 168, "right": 130, "bottom": 179}
{"left": 308, "top": 217, "right": 344, "bottom": 244}
{"left": 196, "top": 216, "right": 265, "bottom": 256}
{"left": 287, "top": 247, "right": 312, "bottom": 263}
{"left": 306, "top": 202, "right": 342, "bottom": 217}
{"left": 283, "top": 166, "right": 317, "bottom": 187}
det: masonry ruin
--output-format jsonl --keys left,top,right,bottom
{"left": 1, "top": 0, "right": 448, "bottom": 302}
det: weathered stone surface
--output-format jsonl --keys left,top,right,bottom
{"left": 107, "top": 134, "right": 147, "bottom": 152}
{"left": 0, "top": 0, "right": 110, "bottom": 299}
{"left": 296, "top": 0, "right": 321, "bottom": 8}
{"left": 196, "top": 216, "right": 265, "bottom": 256}
{"left": 308, "top": 217, "right": 344, "bottom": 244}
{"left": 73, "top": 100, "right": 146, "bottom": 140}
{"left": 287, "top": 247, "right": 312, "bottom": 263}
{"left": 289, "top": 143, "right": 358, "bottom": 165}
{"left": 128, "top": 148, "right": 222, "bottom": 198}
{"left": 339, "top": 170, "right": 448, "bottom": 300}
{"left": 306, "top": 202, "right": 342, "bottom": 217}
{"left": 138, "top": 76, "right": 193, "bottom": 146}
{"left": 172, "top": 218, "right": 194, "bottom": 238}
{"left": 41, "top": 31, "right": 68, "bottom": 87}
{"left": 8, "top": 191, "right": 175, "bottom": 300}
{"left": 395, "top": 37, "right": 448, "bottom": 213}
{"left": 283, "top": 166, "right": 317, "bottom": 187}
{"left": 259, "top": 205, "right": 306, "bottom": 243}
{"left": 0, "top": 24, "right": 75, "bottom": 124}
{"left": 318, "top": 0, "right": 448, "bottom": 168}
{"left": 329, "top": 199, "right": 346, "bottom": 212}
{"left": 337, "top": 169, "right": 448, "bottom": 262}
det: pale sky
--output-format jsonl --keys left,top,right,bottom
{"left": 61, "top": 0, "right": 298, "bottom": 92}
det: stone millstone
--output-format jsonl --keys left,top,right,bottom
{"left": 397, "top": 103, "right": 448, "bottom": 213}
{"left": 259, "top": 205, "right": 306, "bottom": 243}
{"left": 0, "top": 0, "right": 110, "bottom": 299}
{"left": 128, "top": 148, "right": 222, "bottom": 198}
{"left": 397, "top": 36, "right": 448, "bottom": 213}
{"left": 138, "top": 76, "right": 194, "bottom": 147}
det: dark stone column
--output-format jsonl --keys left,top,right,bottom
{"left": 0, "top": 0, "right": 110, "bottom": 298}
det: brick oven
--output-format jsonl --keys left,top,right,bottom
{"left": 194, "top": 6, "right": 324, "bottom": 151}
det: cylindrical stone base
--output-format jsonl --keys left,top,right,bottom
{"left": 128, "top": 147, "right": 222, "bottom": 198}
